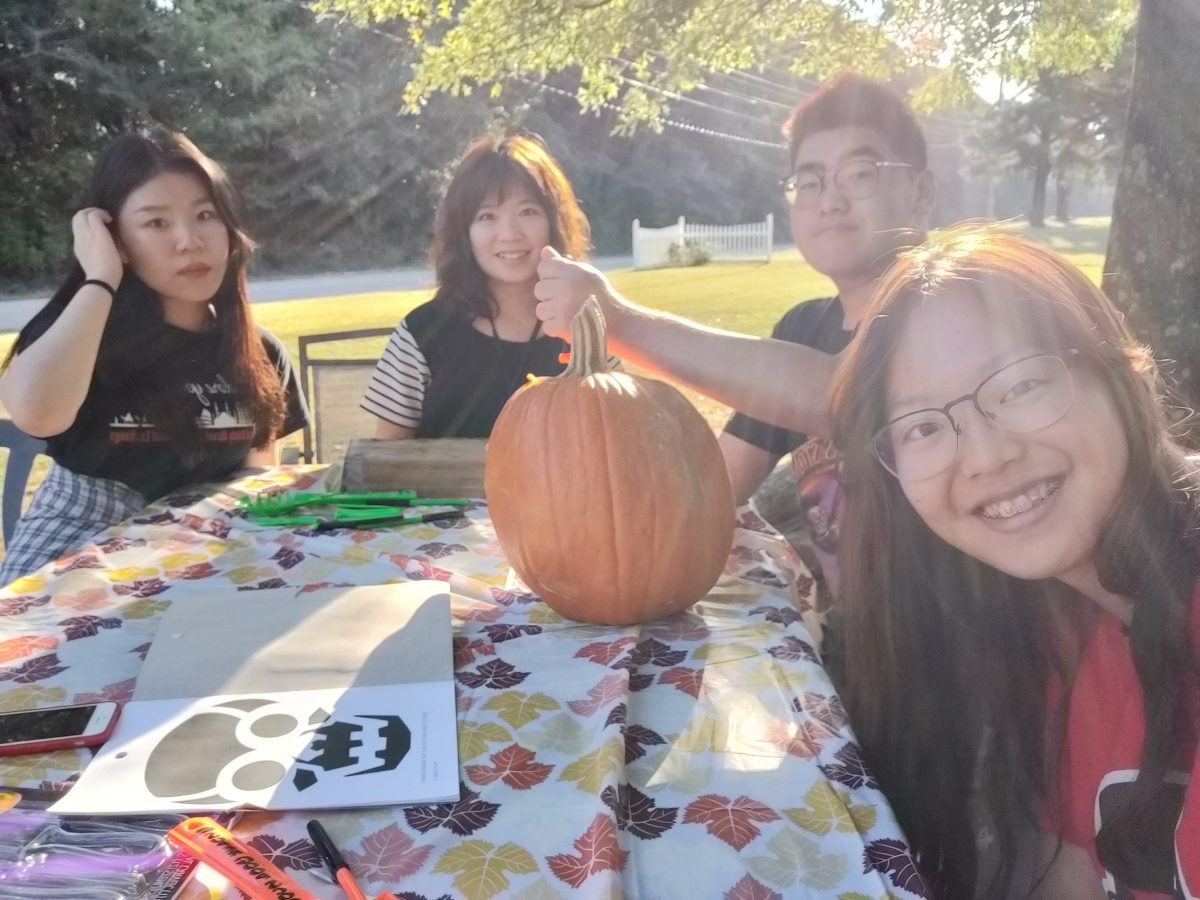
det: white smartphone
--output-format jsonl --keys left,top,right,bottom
{"left": 0, "top": 702, "right": 121, "bottom": 756}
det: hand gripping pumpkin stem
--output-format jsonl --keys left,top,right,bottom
{"left": 562, "top": 295, "right": 610, "bottom": 378}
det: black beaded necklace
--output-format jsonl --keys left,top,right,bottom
{"left": 487, "top": 316, "right": 543, "bottom": 389}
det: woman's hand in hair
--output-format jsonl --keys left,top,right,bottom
{"left": 73, "top": 208, "right": 124, "bottom": 288}
{"left": 0, "top": 209, "right": 124, "bottom": 435}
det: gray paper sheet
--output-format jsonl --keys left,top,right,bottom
{"left": 133, "top": 583, "right": 453, "bottom": 701}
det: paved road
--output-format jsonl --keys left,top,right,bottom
{"left": 0, "top": 254, "right": 634, "bottom": 332}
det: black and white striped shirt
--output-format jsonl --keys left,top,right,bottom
{"left": 362, "top": 299, "right": 618, "bottom": 438}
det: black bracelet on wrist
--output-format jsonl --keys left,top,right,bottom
{"left": 81, "top": 278, "right": 117, "bottom": 298}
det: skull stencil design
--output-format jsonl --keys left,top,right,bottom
{"left": 144, "top": 697, "right": 412, "bottom": 805}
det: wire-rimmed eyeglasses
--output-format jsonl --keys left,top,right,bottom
{"left": 781, "top": 159, "right": 918, "bottom": 209}
{"left": 872, "top": 352, "right": 1078, "bottom": 481}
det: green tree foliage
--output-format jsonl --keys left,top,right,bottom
{"left": 318, "top": 0, "right": 1135, "bottom": 122}
{"left": 516, "top": 84, "right": 786, "bottom": 253}
{"left": 318, "top": 0, "right": 1200, "bottom": 420}
{"left": 967, "top": 42, "right": 1131, "bottom": 225}
{"left": 1, "top": 0, "right": 165, "bottom": 276}
{"left": 0, "top": 0, "right": 492, "bottom": 280}
{"left": 1, "top": 0, "right": 790, "bottom": 285}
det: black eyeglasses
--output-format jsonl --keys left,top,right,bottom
{"left": 781, "top": 160, "right": 918, "bottom": 209}
{"left": 873, "top": 352, "right": 1078, "bottom": 481}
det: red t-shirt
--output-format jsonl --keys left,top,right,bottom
{"left": 1048, "top": 587, "right": 1200, "bottom": 898}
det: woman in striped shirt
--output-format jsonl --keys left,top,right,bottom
{"left": 362, "top": 133, "right": 610, "bottom": 438}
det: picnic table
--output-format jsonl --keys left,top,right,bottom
{"left": 0, "top": 465, "right": 927, "bottom": 899}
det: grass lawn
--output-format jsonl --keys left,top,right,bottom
{"left": 0, "top": 215, "right": 1110, "bottom": 546}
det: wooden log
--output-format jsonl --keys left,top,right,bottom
{"left": 342, "top": 438, "right": 488, "bottom": 497}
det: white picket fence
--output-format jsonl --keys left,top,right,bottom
{"left": 631, "top": 214, "right": 774, "bottom": 269}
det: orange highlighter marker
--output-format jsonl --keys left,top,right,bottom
{"left": 167, "top": 816, "right": 317, "bottom": 900}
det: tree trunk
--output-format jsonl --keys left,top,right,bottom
{"left": 1029, "top": 155, "right": 1051, "bottom": 227}
{"left": 1103, "top": 0, "right": 1200, "bottom": 426}
{"left": 1055, "top": 175, "right": 1072, "bottom": 223}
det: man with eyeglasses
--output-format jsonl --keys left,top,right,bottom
{"left": 535, "top": 73, "right": 933, "bottom": 603}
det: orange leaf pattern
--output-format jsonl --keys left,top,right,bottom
{"left": 546, "top": 814, "right": 628, "bottom": 888}
{"left": 683, "top": 795, "right": 782, "bottom": 851}
{"left": 0, "top": 635, "right": 57, "bottom": 664}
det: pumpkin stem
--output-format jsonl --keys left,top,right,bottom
{"left": 563, "top": 295, "right": 610, "bottom": 377}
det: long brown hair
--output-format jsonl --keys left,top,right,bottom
{"left": 7, "top": 129, "right": 285, "bottom": 454}
{"left": 429, "top": 133, "right": 591, "bottom": 322}
{"left": 828, "top": 227, "right": 1200, "bottom": 896}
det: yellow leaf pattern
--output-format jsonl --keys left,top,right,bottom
{"left": 0, "top": 684, "right": 66, "bottom": 711}
{"left": 670, "top": 711, "right": 733, "bottom": 753}
{"left": 786, "top": 781, "right": 857, "bottom": 835}
{"left": 628, "top": 745, "right": 716, "bottom": 795}
{"left": 122, "top": 598, "right": 170, "bottom": 619}
{"left": 482, "top": 691, "right": 560, "bottom": 728}
{"left": 156, "top": 553, "right": 207, "bottom": 569}
{"left": 6, "top": 573, "right": 45, "bottom": 593}
{"left": 511, "top": 878, "right": 567, "bottom": 900}
{"left": 557, "top": 738, "right": 623, "bottom": 794}
{"left": 102, "top": 567, "right": 160, "bottom": 582}
{"left": 527, "top": 603, "right": 564, "bottom": 625}
{"left": 0, "top": 750, "right": 82, "bottom": 786}
{"left": 331, "top": 544, "right": 375, "bottom": 566}
{"left": 433, "top": 840, "right": 538, "bottom": 900}
{"left": 748, "top": 828, "right": 848, "bottom": 889}
{"left": 458, "top": 721, "right": 512, "bottom": 760}
{"left": 523, "top": 713, "right": 592, "bottom": 756}
{"left": 224, "top": 565, "right": 273, "bottom": 585}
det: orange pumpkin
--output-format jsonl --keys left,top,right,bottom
{"left": 485, "top": 297, "right": 735, "bottom": 625}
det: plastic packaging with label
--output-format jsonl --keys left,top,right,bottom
{"left": 0, "top": 786, "right": 240, "bottom": 899}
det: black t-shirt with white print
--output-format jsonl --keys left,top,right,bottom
{"left": 45, "top": 324, "right": 308, "bottom": 501}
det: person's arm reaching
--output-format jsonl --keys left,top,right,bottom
{"left": 534, "top": 247, "right": 838, "bottom": 437}
{"left": 0, "top": 209, "right": 123, "bottom": 437}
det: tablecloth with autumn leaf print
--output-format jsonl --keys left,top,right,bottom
{"left": 0, "top": 465, "right": 928, "bottom": 899}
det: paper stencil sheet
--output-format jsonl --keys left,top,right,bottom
{"left": 53, "top": 582, "right": 460, "bottom": 814}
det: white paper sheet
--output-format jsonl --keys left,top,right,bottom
{"left": 54, "top": 581, "right": 460, "bottom": 814}
{"left": 53, "top": 684, "right": 459, "bottom": 813}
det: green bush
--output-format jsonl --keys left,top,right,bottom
{"left": 667, "top": 238, "right": 712, "bottom": 267}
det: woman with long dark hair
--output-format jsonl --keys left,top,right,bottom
{"left": 829, "top": 228, "right": 1199, "bottom": 897}
{"left": 0, "top": 129, "right": 308, "bottom": 582}
{"left": 361, "top": 132, "right": 609, "bottom": 438}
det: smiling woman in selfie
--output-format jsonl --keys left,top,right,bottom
{"left": 829, "top": 228, "right": 1199, "bottom": 898}
{"left": 0, "top": 129, "right": 308, "bottom": 583}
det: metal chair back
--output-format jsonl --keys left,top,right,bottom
{"left": 297, "top": 328, "right": 394, "bottom": 464}
{"left": 0, "top": 418, "right": 46, "bottom": 546}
